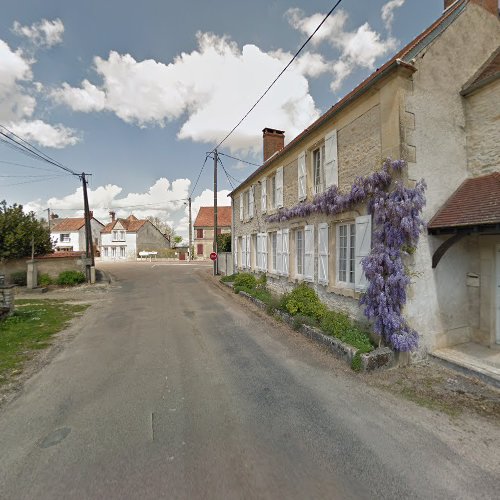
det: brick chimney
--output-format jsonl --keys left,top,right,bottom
{"left": 50, "top": 213, "right": 59, "bottom": 220}
{"left": 109, "top": 211, "right": 116, "bottom": 222}
{"left": 445, "top": 0, "right": 499, "bottom": 16}
{"left": 263, "top": 128, "right": 285, "bottom": 162}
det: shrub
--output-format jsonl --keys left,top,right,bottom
{"left": 233, "top": 272, "right": 257, "bottom": 290}
{"left": 351, "top": 352, "right": 362, "bottom": 372}
{"left": 220, "top": 273, "right": 238, "bottom": 283}
{"left": 56, "top": 270, "right": 86, "bottom": 286}
{"left": 9, "top": 271, "right": 27, "bottom": 286}
{"left": 292, "top": 314, "right": 319, "bottom": 331}
{"left": 38, "top": 273, "right": 53, "bottom": 286}
{"left": 282, "top": 283, "right": 327, "bottom": 321}
{"left": 321, "top": 310, "right": 373, "bottom": 353}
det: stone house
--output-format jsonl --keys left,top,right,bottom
{"left": 50, "top": 212, "right": 104, "bottom": 253}
{"left": 230, "top": 0, "right": 500, "bottom": 363}
{"left": 100, "top": 213, "right": 170, "bottom": 260}
{"left": 194, "top": 206, "right": 231, "bottom": 259}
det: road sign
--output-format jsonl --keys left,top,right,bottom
{"left": 210, "top": 252, "right": 218, "bottom": 261}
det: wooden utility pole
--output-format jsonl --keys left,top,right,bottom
{"left": 47, "top": 208, "right": 51, "bottom": 232}
{"left": 81, "top": 173, "right": 94, "bottom": 281}
{"left": 213, "top": 149, "right": 218, "bottom": 276}
{"left": 188, "top": 197, "right": 192, "bottom": 261}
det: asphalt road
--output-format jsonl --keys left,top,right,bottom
{"left": 0, "top": 262, "right": 498, "bottom": 499}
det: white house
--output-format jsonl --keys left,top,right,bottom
{"left": 50, "top": 213, "right": 104, "bottom": 253}
{"left": 100, "top": 213, "right": 170, "bottom": 260}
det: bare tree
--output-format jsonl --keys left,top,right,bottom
{"left": 146, "top": 216, "right": 174, "bottom": 240}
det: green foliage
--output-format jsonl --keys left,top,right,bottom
{"left": 351, "top": 352, "right": 362, "bottom": 372}
{"left": 38, "top": 273, "right": 53, "bottom": 286}
{"left": 320, "top": 310, "right": 373, "bottom": 354}
{"left": 237, "top": 286, "right": 273, "bottom": 304}
{"left": 256, "top": 273, "right": 266, "bottom": 289}
{"left": 9, "top": 271, "right": 27, "bottom": 286}
{"left": 292, "top": 314, "right": 319, "bottom": 331}
{"left": 233, "top": 272, "right": 257, "bottom": 290}
{"left": 56, "top": 270, "right": 86, "bottom": 286}
{"left": 282, "top": 283, "right": 327, "bottom": 321}
{"left": 220, "top": 273, "right": 238, "bottom": 283}
{"left": 0, "top": 201, "right": 53, "bottom": 260}
{"left": 216, "top": 232, "right": 231, "bottom": 252}
{"left": 173, "top": 235, "right": 183, "bottom": 244}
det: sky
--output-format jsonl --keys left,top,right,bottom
{"left": 0, "top": 0, "right": 442, "bottom": 239}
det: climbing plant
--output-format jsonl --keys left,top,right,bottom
{"left": 266, "top": 159, "right": 426, "bottom": 351}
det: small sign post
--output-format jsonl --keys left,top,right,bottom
{"left": 210, "top": 252, "right": 218, "bottom": 261}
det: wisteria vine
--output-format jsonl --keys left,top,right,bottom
{"left": 266, "top": 158, "right": 426, "bottom": 351}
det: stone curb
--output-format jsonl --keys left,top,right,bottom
{"left": 233, "top": 287, "right": 394, "bottom": 372}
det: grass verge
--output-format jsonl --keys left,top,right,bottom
{"left": 0, "top": 299, "right": 89, "bottom": 385}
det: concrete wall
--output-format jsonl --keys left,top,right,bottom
{"left": 136, "top": 222, "right": 170, "bottom": 253}
{"left": 405, "top": 3, "right": 500, "bottom": 353}
{"left": 217, "top": 252, "right": 233, "bottom": 276}
{"left": 464, "top": 79, "right": 500, "bottom": 177}
{"left": 52, "top": 230, "right": 80, "bottom": 251}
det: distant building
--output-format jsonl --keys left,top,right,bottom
{"left": 193, "top": 206, "right": 231, "bottom": 258}
{"left": 100, "top": 212, "right": 170, "bottom": 260}
{"left": 50, "top": 212, "right": 104, "bottom": 254}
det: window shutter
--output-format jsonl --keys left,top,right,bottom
{"left": 324, "top": 130, "right": 338, "bottom": 188}
{"left": 355, "top": 215, "right": 372, "bottom": 291}
{"left": 239, "top": 194, "right": 244, "bottom": 221}
{"left": 276, "top": 229, "right": 283, "bottom": 275}
{"left": 256, "top": 234, "right": 261, "bottom": 271}
{"left": 276, "top": 166, "right": 284, "bottom": 208}
{"left": 298, "top": 151, "right": 306, "bottom": 201}
{"left": 318, "top": 223, "right": 329, "bottom": 285}
{"left": 282, "top": 229, "right": 289, "bottom": 276}
{"left": 234, "top": 237, "right": 238, "bottom": 270}
{"left": 249, "top": 186, "right": 254, "bottom": 219}
{"left": 304, "top": 225, "right": 314, "bottom": 281}
{"left": 241, "top": 236, "right": 246, "bottom": 268}
{"left": 246, "top": 235, "right": 251, "bottom": 269}
{"left": 262, "top": 233, "right": 268, "bottom": 272}
{"left": 261, "top": 178, "right": 267, "bottom": 214}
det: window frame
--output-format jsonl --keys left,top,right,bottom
{"left": 295, "top": 228, "right": 304, "bottom": 278}
{"left": 336, "top": 222, "right": 356, "bottom": 287}
{"left": 313, "top": 145, "right": 325, "bottom": 195}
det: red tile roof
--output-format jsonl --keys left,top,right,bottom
{"left": 101, "top": 215, "right": 147, "bottom": 233}
{"left": 37, "top": 251, "right": 85, "bottom": 259}
{"left": 230, "top": 0, "right": 468, "bottom": 195}
{"left": 461, "top": 47, "right": 500, "bottom": 95}
{"left": 50, "top": 218, "right": 86, "bottom": 231}
{"left": 428, "top": 173, "right": 500, "bottom": 229}
{"left": 194, "top": 206, "right": 232, "bottom": 228}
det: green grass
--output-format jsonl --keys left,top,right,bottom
{"left": 0, "top": 299, "right": 89, "bottom": 385}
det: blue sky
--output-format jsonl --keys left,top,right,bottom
{"left": 0, "top": 0, "right": 441, "bottom": 237}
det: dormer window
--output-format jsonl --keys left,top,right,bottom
{"left": 113, "top": 230, "right": 125, "bottom": 241}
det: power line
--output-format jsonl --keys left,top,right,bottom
{"left": 0, "top": 174, "right": 70, "bottom": 187}
{"left": 211, "top": 0, "right": 344, "bottom": 152}
{"left": 217, "top": 157, "right": 235, "bottom": 191}
{"left": 217, "top": 152, "right": 261, "bottom": 167}
{"left": 189, "top": 153, "right": 210, "bottom": 199}
{"left": 0, "top": 159, "right": 60, "bottom": 172}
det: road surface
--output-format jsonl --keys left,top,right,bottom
{"left": 0, "top": 262, "right": 498, "bottom": 499}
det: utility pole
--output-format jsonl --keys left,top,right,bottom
{"left": 47, "top": 208, "right": 51, "bottom": 232}
{"left": 188, "top": 197, "right": 192, "bottom": 261}
{"left": 81, "top": 173, "right": 94, "bottom": 282}
{"left": 213, "top": 149, "right": 218, "bottom": 276}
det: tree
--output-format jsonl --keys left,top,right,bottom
{"left": 173, "top": 235, "right": 183, "bottom": 245}
{"left": 217, "top": 232, "right": 231, "bottom": 252}
{"left": 146, "top": 216, "right": 174, "bottom": 240}
{"left": 0, "top": 201, "right": 53, "bottom": 260}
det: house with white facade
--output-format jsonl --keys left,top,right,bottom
{"left": 230, "top": 0, "right": 500, "bottom": 375}
{"left": 50, "top": 212, "right": 104, "bottom": 253}
{"left": 100, "top": 213, "right": 170, "bottom": 260}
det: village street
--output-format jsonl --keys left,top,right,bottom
{"left": 0, "top": 262, "right": 499, "bottom": 499}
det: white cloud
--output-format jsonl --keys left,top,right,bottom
{"left": 286, "top": 8, "right": 397, "bottom": 91}
{"left": 12, "top": 18, "right": 64, "bottom": 48}
{"left": 0, "top": 37, "right": 79, "bottom": 148}
{"left": 51, "top": 31, "right": 321, "bottom": 153}
{"left": 381, "top": 0, "right": 405, "bottom": 31}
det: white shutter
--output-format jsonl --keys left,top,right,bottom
{"left": 234, "top": 237, "right": 238, "bottom": 270}
{"left": 298, "top": 151, "right": 306, "bottom": 201}
{"left": 318, "top": 223, "right": 329, "bottom": 285}
{"left": 304, "top": 225, "right": 314, "bottom": 281}
{"left": 256, "top": 234, "right": 262, "bottom": 271}
{"left": 241, "top": 236, "right": 246, "bottom": 268}
{"left": 246, "top": 235, "right": 251, "bottom": 269}
{"left": 262, "top": 233, "right": 268, "bottom": 272}
{"left": 239, "top": 194, "right": 244, "bottom": 221}
{"left": 276, "top": 166, "right": 284, "bottom": 208}
{"left": 324, "top": 130, "right": 338, "bottom": 188}
{"left": 282, "top": 229, "right": 289, "bottom": 276}
{"left": 355, "top": 215, "right": 372, "bottom": 291}
{"left": 249, "top": 186, "right": 254, "bottom": 219}
{"left": 261, "top": 178, "right": 267, "bottom": 214}
{"left": 276, "top": 230, "right": 283, "bottom": 275}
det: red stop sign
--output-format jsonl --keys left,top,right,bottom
{"left": 210, "top": 252, "right": 218, "bottom": 261}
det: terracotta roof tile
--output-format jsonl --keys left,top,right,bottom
{"left": 461, "top": 47, "right": 500, "bottom": 95}
{"left": 194, "top": 206, "right": 232, "bottom": 227}
{"left": 50, "top": 218, "right": 86, "bottom": 231}
{"left": 101, "top": 216, "right": 147, "bottom": 233}
{"left": 37, "top": 251, "right": 85, "bottom": 259}
{"left": 428, "top": 173, "right": 500, "bottom": 229}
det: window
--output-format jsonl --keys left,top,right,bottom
{"left": 113, "top": 230, "right": 125, "bottom": 241}
{"left": 261, "top": 177, "right": 267, "bottom": 213}
{"left": 270, "top": 232, "right": 277, "bottom": 272}
{"left": 120, "top": 246, "right": 126, "bottom": 258}
{"left": 60, "top": 233, "right": 70, "bottom": 243}
{"left": 270, "top": 175, "right": 276, "bottom": 208}
{"left": 197, "top": 244, "right": 204, "bottom": 255}
{"left": 337, "top": 223, "right": 356, "bottom": 285}
{"left": 296, "top": 229, "right": 304, "bottom": 276}
{"left": 111, "top": 246, "right": 117, "bottom": 258}
{"left": 313, "top": 145, "right": 325, "bottom": 194}
{"left": 196, "top": 228, "right": 203, "bottom": 238}
{"left": 104, "top": 247, "right": 108, "bottom": 257}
